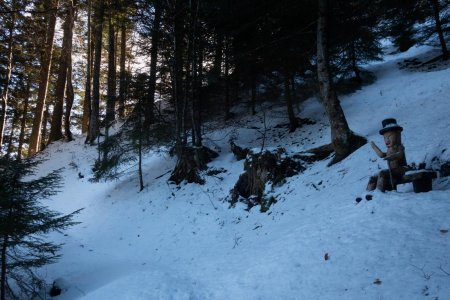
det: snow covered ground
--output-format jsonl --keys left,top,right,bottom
{"left": 36, "top": 44, "right": 450, "bottom": 299}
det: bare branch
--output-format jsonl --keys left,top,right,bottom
{"left": 410, "top": 264, "right": 435, "bottom": 280}
{"left": 439, "top": 265, "right": 450, "bottom": 276}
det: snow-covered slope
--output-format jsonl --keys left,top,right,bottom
{"left": 37, "top": 45, "right": 450, "bottom": 300}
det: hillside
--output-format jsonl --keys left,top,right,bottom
{"left": 36, "top": 44, "right": 450, "bottom": 300}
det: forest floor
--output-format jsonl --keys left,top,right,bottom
{"left": 35, "top": 43, "right": 450, "bottom": 299}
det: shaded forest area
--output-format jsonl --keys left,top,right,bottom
{"left": 0, "top": 0, "right": 448, "bottom": 172}
{"left": 0, "top": 1, "right": 449, "bottom": 298}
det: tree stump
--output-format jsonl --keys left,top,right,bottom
{"left": 169, "top": 146, "right": 218, "bottom": 184}
{"left": 230, "top": 150, "right": 304, "bottom": 212}
{"left": 230, "top": 140, "right": 250, "bottom": 161}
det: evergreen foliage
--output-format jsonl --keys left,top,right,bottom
{"left": 1, "top": 0, "right": 447, "bottom": 177}
{"left": 329, "top": 1, "right": 384, "bottom": 81}
{"left": 0, "top": 157, "right": 82, "bottom": 300}
{"left": 380, "top": 0, "right": 425, "bottom": 52}
{"left": 92, "top": 73, "right": 174, "bottom": 186}
{"left": 381, "top": 0, "right": 449, "bottom": 56}
{"left": 416, "top": 0, "right": 449, "bottom": 59}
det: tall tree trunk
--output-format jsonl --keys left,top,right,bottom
{"left": 170, "top": 2, "right": 219, "bottom": 185}
{"left": 64, "top": 2, "right": 78, "bottom": 142}
{"left": 350, "top": 42, "right": 362, "bottom": 83}
{"left": 174, "top": 0, "right": 186, "bottom": 153}
{"left": 106, "top": 4, "right": 116, "bottom": 130}
{"left": 234, "top": 74, "right": 239, "bottom": 107}
{"left": 6, "top": 110, "right": 18, "bottom": 157}
{"left": 224, "top": 38, "right": 231, "bottom": 120}
{"left": 138, "top": 97, "right": 144, "bottom": 191}
{"left": 212, "top": 31, "right": 223, "bottom": 81}
{"left": 65, "top": 56, "right": 75, "bottom": 141}
{"left": 103, "top": 4, "right": 116, "bottom": 161}
{"left": 0, "top": 205, "right": 13, "bottom": 300}
{"left": 317, "top": 0, "right": 366, "bottom": 165}
{"left": 28, "top": 0, "right": 59, "bottom": 156}
{"left": 0, "top": 2, "right": 16, "bottom": 152}
{"left": 41, "top": 103, "right": 51, "bottom": 151}
{"left": 118, "top": 22, "right": 127, "bottom": 119}
{"left": 251, "top": 75, "right": 256, "bottom": 115}
{"left": 144, "top": 0, "right": 161, "bottom": 128}
{"left": 291, "top": 72, "right": 301, "bottom": 114}
{"left": 190, "top": 0, "right": 202, "bottom": 147}
{"left": 49, "top": 0, "right": 75, "bottom": 144}
{"left": 186, "top": 2, "right": 194, "bottom": 145}
{"left": 18, "top": 81, "right": 31, "bottom": 160}
{"left": 194, "top": 31, "right": 203, "bottom": 146}
{"left": 82, "top": 0, "right": 92, "bottom": 133}
{"left": 87, "top": 0, "right": 105, "bottom": 144}
{"left": 430, "top": 0, "right": 448, "bottom": 60}
{"left": 283, "top": 71, "right": 298, "bottom": 132}
{"left": 1, "top": 234, "right": 8, "bottom": 300}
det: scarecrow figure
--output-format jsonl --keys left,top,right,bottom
{"left": 367, "top": 118, "right": 407, "bottom": 192}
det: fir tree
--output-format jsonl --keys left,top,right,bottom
{"left": 92, "top": 73, "right": 174, "bottom": 190}
{"left": 0, "top": 157, "right": 82, "bottom": 300}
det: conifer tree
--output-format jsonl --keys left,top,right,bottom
{"left": 317, "top": 0, "right": 366, "bottom": 165}
{"left": 87, "top": 0, "right": 106, "bottom": 144}
{"left": 0, "top": 157, "right": 81, "bottom": 300}
{"left": 28, "top": 0, "right": 59, "bottom": 156}
{"left": 48, "top": 0, "right": 77, "bottom": 144}
{"left": 92, "top": 73, "right": 174, "bottom": 189}
{"left": 0, "top": 0, "right": 17, "bottom": 153}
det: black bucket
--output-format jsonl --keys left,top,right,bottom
{"left": 413, "top": 178, "right": 432, "bottom": 193}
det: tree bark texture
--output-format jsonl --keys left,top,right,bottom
{"left": 291, "top": 72, "right": 300, "bottom": 113}
{"left": 187, "top": 0, "right": 202, "bottom": 147}
{"left": 28, "top": 0, "right": 59, "bottom": 156}
{"left": 17, "top": 81, "right": 31, "bottom": 159}
{"left": 118, "top": 22, "right": 127, "bottom": 119}
{"left": 65, "top": 56, "right": 75, "bottom": 141}
{"left": 41, "top": 103, "right": 51, "bottom": 151}
{"left": 6, "top": 110, "right": 18, "bottom": 157}
{"left": 106, "top": 6, "right": 116, "bottom": 128}
{"left": 212, "top": 31, "right": 223, "bottom": 81}
{"left": 144, "top": 0, "right": 162, "bottom": 128}
{"left": 87, "top": 0, "right": 105, "bottom": 144}
{"left": 284, "top": 71, "right": 298, "bottom": 132}
{"left": 49, "top": 0, "right": 75, "bottom": 143}
{"left": 317, "top": 0, "right": 365, "bottom": 165}
{"left": 173, "top": 0, "right": 186, "bottom": 153}
{"left": 224, "top": 38, "right": 231, "bottom": 120}
{"left": 138, "top": 100, "right": 144, "bottom": 191}
{"left": 192, "top": 28, "right": 203, "bottom": 147}
{"left": 0, "top": 2, "right": 16, "bottom": 152}
{"left": 82, "top": 0, "right": 92, "bottom": 133}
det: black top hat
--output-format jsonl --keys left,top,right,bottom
{"left": 379, "top": 118, "right": 403, "bottom": 135}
